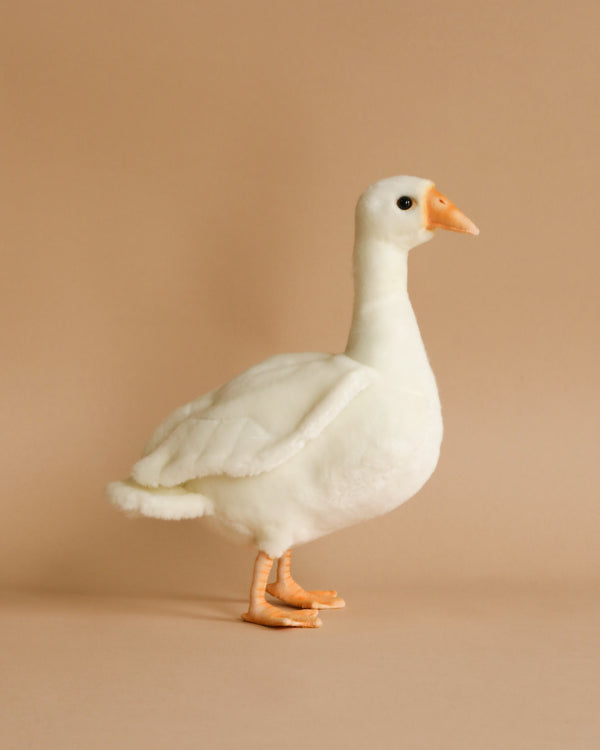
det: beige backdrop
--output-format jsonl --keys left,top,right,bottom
{"left": 2, "top": 2, "right": 600, "bottom": 748}
{"left": 2, "top": 0, "right": 598, "bottom": 595}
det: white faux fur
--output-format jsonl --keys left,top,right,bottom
{"left": 107, "top": 479, "right": 213, "bottom": 519}
{"left": 107, "top": 176, "right": 475, "bottom": 558}
{"left": 131, "top": 352, "right": 376, "bottom": 487}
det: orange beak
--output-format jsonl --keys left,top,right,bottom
{"left": 424, "top": 185, "right": 479, "bottom": 236}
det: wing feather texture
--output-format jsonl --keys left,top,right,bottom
{"left": 132, "top": 353, "right": 376, "bottom": 488}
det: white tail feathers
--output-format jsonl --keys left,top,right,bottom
{"left": 106, "top": 479, "right": 214, "bottom": 520}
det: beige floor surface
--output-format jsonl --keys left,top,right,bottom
{"left": 2, "top": 584, "right": 599, "bottom": 749}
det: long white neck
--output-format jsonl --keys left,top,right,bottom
{"left": 345, "top": 238, "right": 432, "bottom": 384}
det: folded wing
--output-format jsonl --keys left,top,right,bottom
{"left": 132, "top": 352, "right": 376, "bottom": 487}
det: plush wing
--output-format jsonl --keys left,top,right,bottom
{"left": 132, "top": 352, "right": 376, "bottom": 487}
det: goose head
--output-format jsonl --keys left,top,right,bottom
{"left": 355, "top": 175, "right": 479, "bottom": 251}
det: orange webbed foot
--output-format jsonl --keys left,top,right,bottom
{"left": 266, "top": 582, "right": 345, "bottom": 610}
{"left": 242, "top": 602, "right": 322, "bottom": 628}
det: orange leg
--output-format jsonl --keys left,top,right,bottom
{"left": 242, "top": 551, "right": 322, "bottom": 628}
{"left": 266, "top": 549, "right": 345, "bottom": 610}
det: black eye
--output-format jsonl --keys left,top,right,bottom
{"left": 396, "top": 196, "right": 413, "bottom": 210}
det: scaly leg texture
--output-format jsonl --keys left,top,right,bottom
{"left": 266, "top": 549, "right": 345, "bottom": 609}
{"left": 242, "top": 551, "right": 322, "bottom": 628}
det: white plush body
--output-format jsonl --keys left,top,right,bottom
{"left": 108, "top": 176, "right": 444, "bottom": 558}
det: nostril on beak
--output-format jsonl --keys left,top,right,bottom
{"left": 439, "top": 198, "right": 446, "bottom": 205}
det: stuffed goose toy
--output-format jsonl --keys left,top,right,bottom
{"left": 107, "top": 176, "right": 478, "bottom": 628}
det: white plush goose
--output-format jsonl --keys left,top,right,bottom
{"left": 107, "top": 176, "right": 478, "bottom": 628}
